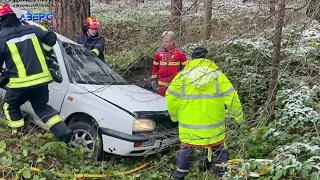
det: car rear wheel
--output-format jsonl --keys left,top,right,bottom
{"left": 68, "top": 121, "right": 103, "bottom": 161}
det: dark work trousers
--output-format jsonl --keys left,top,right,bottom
{"left": 3, "top": 84, "right": 73, "bottom": 143}
{"left": 172, "top": 143, "right": 229, "bottom": 180}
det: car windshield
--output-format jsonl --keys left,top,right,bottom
{"left": 61, "top": 42, "right": 129, "bottom": 85}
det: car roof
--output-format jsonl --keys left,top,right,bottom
{"left": 11, "top": 7, "right": 78, "bottom": 45}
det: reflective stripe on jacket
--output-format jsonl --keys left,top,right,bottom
{"left": 0, "top": 24, "right": 56, "bottom": 89}
{"left": 165, "top": 58, "right": 244, "bottom": 146}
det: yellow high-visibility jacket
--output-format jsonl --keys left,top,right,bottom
{"left": 165, "top": 58, "right": 244, "bottom": 146}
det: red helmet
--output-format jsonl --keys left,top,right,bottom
{"left": 84, "top": 17, "right": 100, "bottom": 29}
{"left": 0, "top": 4, "right": 14, "bottom": 17}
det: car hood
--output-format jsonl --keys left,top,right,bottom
{"left": 77, "top": 84, "right": 168, "bottom": 113}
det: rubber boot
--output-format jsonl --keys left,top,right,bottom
{"left": 63, "top": 130, "right": 74, "bottom": 144}
{"left": 49, "top": 121, "right": 74, "bottom": 144}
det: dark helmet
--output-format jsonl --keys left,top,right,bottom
{"left": 191, "top": 45, "right": 208, "bottom": 59}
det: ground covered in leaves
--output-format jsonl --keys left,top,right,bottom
{"left": 0, "top": 119, "right": 219, "bottom": 180}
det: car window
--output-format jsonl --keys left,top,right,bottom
{"left": 60, "top": 42, "right": 129, "bottom": 85}
{"left": 46, "top": 48, "right": 62, "bottom": 81}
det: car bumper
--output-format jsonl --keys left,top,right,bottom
{"left": 100, "top": 127, "right": 149, "bottom": 143}
{"left": 100, "top": 127, "right": 179, "bottom": 156}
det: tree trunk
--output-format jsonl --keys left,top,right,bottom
{"left": 52, "top": 0, "right": 90, "bottom": 40}
{"left": 306, "top": 0, "right": 320, "bottom": 22}
{"left": 171, "top": 0, "right": 183, "bottom": 39}
{"left": 203, "top": 0, "right": 213, "bottom": 40}
{"left": 266, "top": 0, "right": 285, "bottom": 124}
{"left": 270, "top": 0, "right": 276, "bottom": 14}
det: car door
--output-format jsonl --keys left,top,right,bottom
{"left": 25, "top": 42, "right": 70, "bottom": 128}
{"left": 47, "top": 43, "right": 70, "bottom": 112}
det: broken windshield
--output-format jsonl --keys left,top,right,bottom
{"left": 61, "top": 42, "right": 129, "bottom": 85}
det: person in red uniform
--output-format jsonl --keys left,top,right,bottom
{"left": 151, "top": 31, "right": 188, "bottom": 96}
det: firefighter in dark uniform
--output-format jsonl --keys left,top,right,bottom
{"left": 0, "top": 3, "right": 73, "bottom": 143}
{"left": 76, "top": 17, "right": 105, "bottom": 62}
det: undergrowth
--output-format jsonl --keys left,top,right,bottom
{"left": 0, "top": 120, "right": 218, "bottom": 180}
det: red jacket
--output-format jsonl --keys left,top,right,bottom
{"left": 151, "top": 48, "right": 188, "bottom": 86}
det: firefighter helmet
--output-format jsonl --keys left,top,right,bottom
{"left": 0, "top": 3, "right": 15, "bottom": 17}
{"left": 84, "top": 17, "right": 100, "bottom": 29}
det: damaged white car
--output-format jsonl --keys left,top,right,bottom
{"left": 0, "top": 7, "right": 179, "bottom": 160}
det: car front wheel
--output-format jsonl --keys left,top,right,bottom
{"left": 68, "top": 121, "right": 103, "bottom": 160}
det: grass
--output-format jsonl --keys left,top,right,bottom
{"left": 0, "top": 118, "right": 221, "bottom": 180}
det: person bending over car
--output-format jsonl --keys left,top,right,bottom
{"left": 0, "top": 3, "right": 73, "bottom": 143}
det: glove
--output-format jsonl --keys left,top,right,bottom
{"left": 91, "top": 49, "right": 99, "bottom": 56}
{"left": 0, "top": 69, "right": 9, "bottom": 88}
{"left": 151, "top": 81, "right": 158, "bottom": 91}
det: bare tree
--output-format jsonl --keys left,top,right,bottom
{"left": 52, "top": 0, "right": 90, "bottom": 40}
{"left": 266, "top": 0, "right": 285, "bottom": 123}
{"left": 243, "top": 0, "right": 275, "bottom": 14}
{"left": 306, "top": 0, "right": 320, "bottom": 22}
{"left": 171, "top": 0, "right": 183, "bottom": 38}
{"left": 270, "top": 0, "right": 276, "bottom": 14}
{"left": 203, "top": 0, "right": 213, "bottom": 40}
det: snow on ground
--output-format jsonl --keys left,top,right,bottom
{"left": 89, "top": 0, "right": 307, "bottom": 27}
{"left": 8, "top": 0, "right": 306, "bottom": 25}
{"left": 90, "top": 0, "right": 270, "bottom": 22}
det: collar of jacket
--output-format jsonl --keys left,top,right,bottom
{"left": 162, "top": 46, "right": 177, "bottom": 53}
{"left": 185, "top": 58, "right": 219, "bottom": 70}
{"left": 85, "top": 32, "right": 101, "bottom": 39}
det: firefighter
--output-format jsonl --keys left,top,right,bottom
{"left": 0, "top": 3, "right": 73, "bottom": 143}
{"left": 151, "top": 31, "right": 188, "bottom": 96}
{"left": 165, "top": 46, "right": 244, "bottom": 180}
{"left": 76, "top": 17, "right": 105, "bottom": 62}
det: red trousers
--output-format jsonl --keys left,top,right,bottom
{"left": 158, "top": 84, "right": 168, "bottom": 97}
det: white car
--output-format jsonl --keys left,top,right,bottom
{"left": 0, "top": 7, "right": 179, "bottom": 160}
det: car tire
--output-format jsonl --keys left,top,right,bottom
{"left": 68, "top": 121, "right": 104, "bottom": 161}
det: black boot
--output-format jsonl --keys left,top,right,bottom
{"left": 49, "top": 121, "right": 73, "bottom": 143}
{"left": 63, "top": 130, "right": 74, "bottom": 144}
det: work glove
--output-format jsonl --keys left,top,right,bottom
{"left": 0, "top": 69, "right": 9, "bottom": 88}
{"left": 151, "top": 81, "right": 158, "bottom": 91}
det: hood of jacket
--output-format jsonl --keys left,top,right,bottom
{"left": 182, "top": 58, "right": 219, "bottom": 89}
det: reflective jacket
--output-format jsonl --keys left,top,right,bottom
{"left": 165, "top": 58, "right": 244, "bottom": 146}
{"left": 76, "top": 33, "right": 105, "bottom": 61}
{"left": 151, "top": 48, "right": 188, "bottom": 86}
{"left": 0, "top": 24, "right": 56, "bottom": 89}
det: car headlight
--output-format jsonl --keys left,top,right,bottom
{"left": 132, "top": 119, "right": 156, "bottom": 132}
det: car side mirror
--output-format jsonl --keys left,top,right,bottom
{"left": 50, "top": 69, "right": 63, "bottom": 83}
